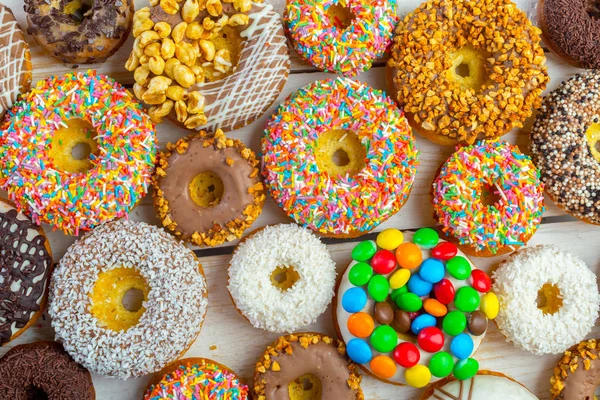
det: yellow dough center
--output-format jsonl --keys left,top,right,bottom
{"left": 189, "top": 171, "right": 224, "bottom": 208}
{"left": 270, "top": 266, "right": 300, "bottom": 292}
{"left": 288, "top": 374, "right": 322, "bottom": 400}
{"left": 203, "top": 26, "right": 244, "bottom": 82}
{"left": 446, "top": 46, "right": 489, "bottom": 91}
{"left": 536, "top": 283, "right": 563, "bottom": 315}
{"left": 48, "top": 118, "right": 99, "bottom": 173}
{"left": 89, "top": 267, "right": 150, "bottom": 331}
{"left": 314, "top": 130, "right": 366, "bottom": 177}
{"left": 586, "top": 122, "right": 600, "bottom": 162}
{"left": 326, "top": 1, "right": 355, "bottom": 30}
{"left": 480, "top": 182, "right": 503, "bottom": 210}
{"left": 63, "top": 0, "right": 93, "bottom": 23}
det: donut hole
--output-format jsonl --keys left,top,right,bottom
{"left": 189, "top": 171, "right": 224, "bottom": 208}
{"left": 586, "top": 0, "right": 600, "bottom": 19}
{"left": 314, "top": 130, "right": 366, "bottom": 177}
{"left": 202, "top": 26, "right": 243, "bottom": 82}
{"left": 326, "top": 1, "right": 355, "bottom": 30}
{"left": 447, "top": 46, "right": 490, "bottom": 91}
{"left": 49, "top": 118, "right": 99, "bottom": 173}
{"left": 288, "top": 373, "right": 322, "bottom": 400}
{"left": 536, "top": 283, "right": 563, "bottom": 315}
{"left": 480, "top": 183, "right": 504, "bottom": 209}
{"left": 25, "top": 385, "right": 48, "bottom": 400}
{"left": 64, "top": 0, "right": 94, "bottom": 24}
{"left": 270, "top": 266, "right": 300, "bottom": 292}
{"left": 71, "top": 142, "right": 92, "bottom": 160}
{"left": 585, "top": 122, "right": 600, "bottom": 162}
{"left": 89, "top": 267, "right": 150, "bottom": 331}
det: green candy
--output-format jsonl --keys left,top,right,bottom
{"left": 454, "top": 287, "right": 481, "bottom": 313}
{"left": 446, "top": 256, "right": 472, "bottom": 280}
{"left": 453, "top": 358, "right": 479, "bottom": 380}
{"left": 443, "top": 310, "right": 467, "bottom": 336}
{"left": 413, "top": 228, "right": 439, "bottom": 249}
{"left": 429, "top": 351, "right": 455, "bottom": 378}
{"left": 390, "top": 286, "right": 408, "bottom": 303}
{"left": 352, "top": 240, "right": 377, "bottom": 262}
{"left": 349, "top": 262, "right": 373, "bottom": 286}
{"left": 368, "top": 275, "right": 390, "bottom": 302}
{"left": 370, "top": 325, "right": 397, "bottom": 353}
{"left": 396, "top": 292, "right": 422, "bottom": 312}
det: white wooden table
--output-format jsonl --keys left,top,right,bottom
{"left": 1, "top": 0, "right": 598, "bottom": 399}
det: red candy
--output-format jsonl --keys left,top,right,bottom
{"left": 418, "top": 327, "right": 444, "bottom": 353}
{"left": 408, "top": 312, "right": 420, "bottom": 320}
{"left": 431, "top": 242, "right": 458, "bottom": 260}
{"left": 471, "top": 269, "right": 492, "bottom": 293}
{"left": 393, "top": 342, "right": 421, "bottom": 368}
{"left": 434, "top": 279, "right": 455, "bottom": 305}
{"left": 371, "top": 250, "right": 397, "bottom": 274}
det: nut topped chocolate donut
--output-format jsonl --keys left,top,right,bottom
{"left": 551, "top": 339, "right": 600, "bottom": 400}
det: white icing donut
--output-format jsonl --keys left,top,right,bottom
{"left": 227, "top": 224, "right": 336, "bottom": 333}
{"left": 48, "top": 220, "right": 208, "bottom": 379}
{"left": 423, "top": 373, "right": 538, "bottom": 399}
{"left": 492, "top": 245, "right": 599, "bottom": 355}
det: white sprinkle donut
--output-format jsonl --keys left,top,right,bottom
{"left": 48, "top": 220, "right": 208, "bottom": 379}
{"left": 227, "top": 224, "right": 336, "bottom": 333}
{"left": 492, "top": 245, "right": 599, "bottom": 355}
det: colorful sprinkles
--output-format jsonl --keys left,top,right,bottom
{"left": 432, "top": 140, "right": 545, "bottom": 254}
{"left": 284, "top": 0, "right": 399, "bottom": 76}
{"left": 0, "top": 70, "right": 156, "bottom": 235}
{"left": 262, "top": 78, "right": 419, "bottom": 237}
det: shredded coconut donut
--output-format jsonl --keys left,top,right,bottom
{"left": 492, "top": 245, "right": 599, "bottom": 355}
{"left": 227, "top": 224, "right": 336, "bottom": 333}
{"left": 49, "top": 220, "right": 208, "bottom": 379}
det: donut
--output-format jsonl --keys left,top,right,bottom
{"left": 0, "top": 341, "right": 95, "bottom": 399}
{"left": 334, "top": 228, "right": 499, "bottom": 388}
{"left": 284, "top": 0, "right": 399, "bottom": 76}
{"left": 432, "top": 140, "right": 545, "bottom": 257}
{"left": 145, "top": 357, "right": 249, "bottom": 399}
{"left": 253, "top": 332, "right": 363, "bottom": 399}
{"left": 127, "top": 0, "right": 290, "bottom": 132}
{"left": 0, "top": 71, "right": 156, "bottom": 235}
{"left": 48, "top": 220, "right": 208, "bottom": 379}
{"left": 24, "top": 0, "right": 133, "bottom": 64}
{"left": 153, "top": 128, "right": 265, "bottom": 247}
{"left": 0, "top": 4, "right": 32, "bottom": 119}
{"left": 492, "top": 245, "right": 600, "bottom": 355}
{"left": 228, "top": 224, "right": 336, "bottom": 333}
{"left": 531, "top": 72, "right": 600, "bottom": 225}
{"left": 262, "top": 78, "right": 419, "bottom": 238}
{"left": 551, "top": 339, "right": 600, "bottom": 400}
{"left": 0, "top": 198, "right": 52, "bottom": 346}
{"left": 421, "top": 370, "right": 538, "bottom": 399}
{"left": 387, "top": 0, "right": 549, "bottom": 145}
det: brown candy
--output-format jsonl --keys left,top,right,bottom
{"left": 391, "top": 310, "right": 412, "bottom": 333}
{"left": 467, "top": 310, "right": 488, "bottom": 336}
{"left": 374, "top": 302, "right": 394, "bottom": 325}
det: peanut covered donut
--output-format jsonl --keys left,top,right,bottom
{"left": 551, "top": 339, "right": 600, "bottom": 400}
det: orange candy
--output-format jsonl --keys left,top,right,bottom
{"left": 370, "top": 355, "right": 397, "bottom": 379}
{"left": 395, "top": 243, "right": 423, "bottom": 270}
{"left": 423, "top": 298, "right": 448, "bottom": 317}
{"left": 347, "top": 312, "right": 374, "bottom": 338}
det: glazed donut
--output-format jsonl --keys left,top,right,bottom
{"left": 127, "top": 1, "right": 290, "bottom": 132}
{"left": 153, "top": 128, "right": 265, "bottom": 247}
{"left": 228, "top": 224, "right": 336, "bottom": 333}
{"left": 0, "top": 4, "right": 32, "bottom": 119}
{"left": 0, "top": 71, "right": 156, "bottom": 235}
{"left": 335, "top": 228, "right": 498, "bottom": 387}
{"left": 387, "top": 0, "right": 548, "bottom": 145}
{"left": 284, "top": 0, "right": 399, "bottom": 76}
{"left": 253, "top": 333, "right": 363, "bottom": 399}
{"left": 531, "top": 72, "right": 600, "bottom": 225}
{"left": 0, "top": 341, "right": 95, "bottom": 399}
{"left": 262, "top": 78, "right": 419, "bottom": 238}
{"left": 432, "top": 140, "right": 545, "bottom": 257}
{"left": 492, "top": 245, "right": 599, "bottom": 355}
{"left": 145, "top": 357, "right": 249, "bottom": 399}
{"left": 48, "top": 220, "right": 208, "bottom": 378}
{"left": 551, "top": 339, "right": 600, "bottom": 400}
{"left": 0, "top": 198, "right": 52, "bottom": 346}
{"left": 24, "top": 0, "right": 133, "bottom": 64}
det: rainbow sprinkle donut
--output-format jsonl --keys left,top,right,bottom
{"left": 0, "top": 71, "right": 156, "bottom": 235}
{"left": 284, "top": 0, "right": 399, "bottom": 76}
{"left": 262, "top": 78, "right": 419, "bottom": 238}
{"left": 432, "top": 140, "right": 545, "bottom": 256}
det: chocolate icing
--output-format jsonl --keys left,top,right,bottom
{"left": 562, "top": 358, "right": 600, "bottom": 400}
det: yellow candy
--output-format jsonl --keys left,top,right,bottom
{"left": 405, "top": 364, "right": 431, "bottom": 388}
{"left": 376, "top": 228, "right": 404, "bottom": 250}
{"left": 389, "top": 269, "right": 410, "bottom": 290}
{"left": 481, "top": 292, "right": 499, "bottom": 319}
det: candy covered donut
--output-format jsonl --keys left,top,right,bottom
{"left": 0, "top": 71, "right": 156, "bottom": 235}
{"left": 551, "top": 339, "right": 600, "bottom": 400}
{"left": 335, "top": 228, "right": 499, "bottom": 387}
{"left": 432, "top": 140, "right": 545, "bottom": 256}
{"left": 284, "top": 0, "right": 399, "bottom": 76}
{"left": 263, "top": 78, "right": 419, "bottom": 238}
{"left": 49, "top": 220, "right": 208, "bottom": 378}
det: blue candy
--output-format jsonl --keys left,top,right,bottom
{"left": 347, "top": 338, "right": 372, "bottom": 364}
{"left": 342, "top": 287, "right": 367, "bottom": 313}
{"left": 411, "top": 313, "right": 437, "bottom": 334}
{"left": 450, "top": 333, "right": 474, "bottom": 360}
{"left": 419, "top": 258, "right": 445, "bottom": 284}
{"left": 408, "top": 274, "right": 433, "bottom": 297}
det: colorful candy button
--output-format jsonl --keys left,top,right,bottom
{"left": 352, "top": 240, "right": 377, "bottom": 262}
{"left": 467, "top": 311, "right": 488, "bottom": 336}
{"left": 470, "top": 269, "right": 492, "bottom": 293}
{"left": 450, "top": 333, "right": 474, "bottom": 360}
{"left": 446, "top": 256, "right": 472, "bottom": 280}
{"left": 376, "top": 228, "right": 404, "bottom": 250}
{"left": 413, "top": 228, "right": 439, "bottom": 249}
{"left": 391, "top": 310, "right": 412, "bottom": 333}
{"left": 347, "top": 312, "right": 374, "bottom": 338}
{"left": 370, "top": 355, "right": 396, "bottom": 379}
{"left": 405, "top": 364, "right": 431, "bottom": 388}
{"left": 431, "top": 241, "right": 458, "bottom": 260}
{"left": 453, "top": 358, "right": 479, "bottom": 380}
{"left": 389, "top": 269, "right": 410, "bottom": 290}
{"left": 370, "top": 325, "right": 398, "bottom": 353}
{"left": 395, "top": 242, "right": 423, "bottom": 270}
{"left": 342, "top": 287, "right": 367, "bottom": 313}
{"left": 407, "top": 274, "right": 432, "bottom": 297}
{"left": 417, "top": 326, "right": 444, "bottom": 352}
{"left": 419, "top": 258, "right": 445, "bottom": 284}
{"left": 433, "top": 279, "right": 455, "bottom": 305}
{"left": 393, "top": 342, "right": 420, "bottom": 368}
{"left": 481, "top": 292, "right": 499, "bottom": 319}
{"left": 390, "top": 286, "right": 408, "bottom": 303}
{"left": 454, "top": 286, "right": 481, "bottom": 313}
{"left": 442, "top": 310, "right": 467, "bottom": 336}
{"left": 374, "top": 302, "right": 394, "bottom": 325}
{"left": 347, "top": 338, "right": 372, "bottom": 364}
{"left": 411, "top": 313, "right": 436, "bottom": 335}
{"left": 429, "top": 351, "right": 454, "bottom": 378}
{"left": 348, "top": 262, "right": 373, "bottom": 286}
{"left": 367, "top": 274, "right": 390, "bottom": 302}
{"left": 396, "top": 292, "right": 422, "bottom": 312}
{"left": 423, "top": 298, "right": 447, "bottom": 317}
{"left": 371, "top": 250, "right": 397, "bottom": 275}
